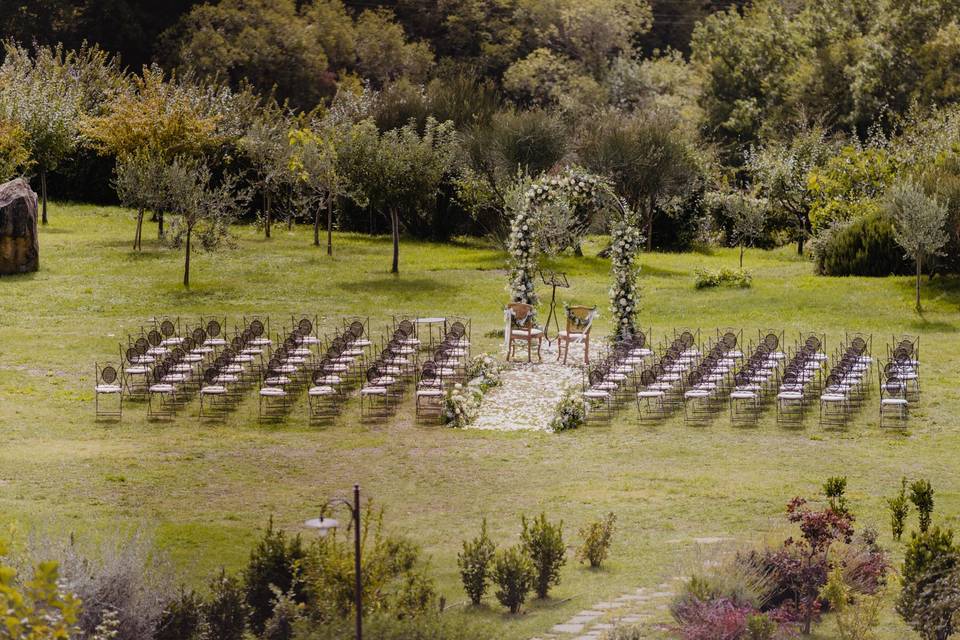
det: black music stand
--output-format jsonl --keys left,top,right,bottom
{"left": 539, "top": 269, "right": 570, "bottom": 344}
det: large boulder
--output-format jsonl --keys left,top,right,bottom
{"left": 0, "top": 178, "right": 39, "bottom": 275}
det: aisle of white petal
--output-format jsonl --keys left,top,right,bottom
{"left": 471, "top": 341, "right": 593, "bottom": 432}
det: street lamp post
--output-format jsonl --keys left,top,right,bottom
{"left": 305, "top": 483, "right": 363, "bottom": 640}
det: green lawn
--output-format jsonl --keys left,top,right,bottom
{"left": 2, "top": 202, "right": 959, "bottom": 639}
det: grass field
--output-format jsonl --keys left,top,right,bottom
{"left": 2, "top": 202, "right": 959, "bottom": 639}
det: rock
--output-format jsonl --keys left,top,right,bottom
{"left": 0, "top": 178, "right": 39, "bottom": 275}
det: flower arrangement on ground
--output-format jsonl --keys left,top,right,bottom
{"left": 549, "top": 389, "right": 587, "bottom": 432}
{"left": 465, "top": 353, "right": 503, "bottom": 391}
{"left": 444, "top": 383, "right": 483, "bottom": 428}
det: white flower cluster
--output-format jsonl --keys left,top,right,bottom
{"left": 549, "top": 390, "right": 587, "bottom": 432}
{"left": 609, "top": 219, "right": 642, "bottom": 339}
{"left": 465, "top": 353, "right": 504, "bottom": 391}
{"left": 443, "top": 383, "right": 483, "bottom": 428}
{"left": 507, "top": 206, "right": 539, "bottom": 305}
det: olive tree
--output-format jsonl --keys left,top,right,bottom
{"left": 113, "top": 148, "right": 168, "bottom": 251}
{"left": 0, "top": 43, "right": 81, "bottom": 224}
{"left": 885, "top": 181, "right": 950, "bottom": 311}
{"left": 577, "top": 108, "right": 700, "bottom": 251}
{"left": 707, "top": 189, "right": 769, "bottom": 268}
{"left": 163, "top": 157, "right": 248, "bottom": 288}
{"left": 338, "top": 117, "right": 457, "bottom": 274}
{"left": 238, "top": 106, "right": 294, "bottom": 239}
{"left": 288, "top": 122, "right": 343, "bottom": 253}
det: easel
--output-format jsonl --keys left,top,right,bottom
{"left": 539, "top": 269, "right": 569, "bottom": 344}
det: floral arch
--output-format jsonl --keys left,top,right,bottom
{"left": 507, "top": 168, "right": 643, "bottom": 340}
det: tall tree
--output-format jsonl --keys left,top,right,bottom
{"left": 238, "top": 106, "right": 293, "bottom": 239}
{"left": 577, "top": 108, "right": 701, "bottom": 250}
{"left": 0, "top": 43, "right": 84, "bottom": 224}
{"left": 885, "top": 181, "right": 950, "bottom": 311}
{"left": 338, "top": 117, "right": 457, "bottom": 273}
{"left": 288, "top": 122, "right": 344, "bottom": 254}
{"left": 162, "top": 156, "right": 247, "bottom": 288}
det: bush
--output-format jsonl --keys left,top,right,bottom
{"left": 30, "top": 529, "right": 172, "bottom": 640}
{"left": 304, "top": 504, "right": 436, "bottom": 621}
{"left": 811, "top": 210, "right": 912, "bottom": 276}
{"left": 576, "top": 512, "right": 617, "bottom": 568}
{"left": 672, "top": 596, "right": 755, "bottom": 640}
{"left": 824, "top": 476, "right": 850, "bottom": 516}
{"left": 263, "top": 587, "right": 302, "bottom": 640}
{"left": 550, "top": 390, "right": 587, "bottom": 432}
{"left": 293, "top": 611, "right": 486, "bottom": 640}
{"left": 458, "top": 519, "right": 496, "bottom": 606}
{"left": 0, "top": 541, "right": 80, "bottom": 640}
{"left": 153, "top": 587, "right": 203, "bottom": 640}
{"left": 600, "top": 625, "right": 646, "bottom": 640}
{"left": 909, "top": 479, "right": 935, "bottom": 533}
{"left": 897, "top": 527, "right": 960, "bottom": 640}
{"left": 887, "top": 478, "right": 910, "bottom": 542}
{"left": 491, "top": 545, "right": 535, "bottom": 613}
{"left": 521, "top": 513, "right": 566, "bottom": 598}
{"left": 205, "top": 569, "right": 249, "bottom": 640}
{"left": 243, "top": 518, "right": 307, "bottom": 634}
{"left": 694, "top": 267, "right": 752, "bottom": 289}
{"left": 819, "top": 568, "right": 885, "bottom": 640}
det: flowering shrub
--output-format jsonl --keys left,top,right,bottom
{"left": 549, "top": 390, "right": 587, "bottom": 432}
{"left": 507, "top": 203, "right": 539, "bottom": 307}
{"left": 609, "top": 217, "right": 642, "bottom": 340}
{"left": 694, "top": 267, "right": 752, "bottom": 289}
{"left": 465, "top": 354, "right": 503, "bottom": 391}
{"left": 443, "top": 384, "right": 483, "bottom": 428}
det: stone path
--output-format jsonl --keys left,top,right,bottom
{"left": 530, "top": 577, "right": 684, "bottom": 640}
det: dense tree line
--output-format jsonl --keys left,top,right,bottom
{"left": 2, "top": 0, "right": 960, "bottom": 287}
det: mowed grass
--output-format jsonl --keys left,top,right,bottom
{"left": 2, "top": 202, "right": 960, "bottom": 639}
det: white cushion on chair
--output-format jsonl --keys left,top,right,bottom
{"left": 125, "top": 366, "right": 150, "bottom": 375}
{"left": 730, "top": 391, "right": 756, "bottom": 399}
{"left": 778, "top": 391, "right": 802, "bottom": 400}
{"left": 583, "top": 389, "right": 609, "bottom": 399}
{"left": 260, "top": 387, "right": 286, "bottom": 397}
{"left": 637, "top": 390, "right": 664, "bottom": 398}
{"left": 96, "top": 384, "right": 122, "bottom": 393}
{"left": 149, "top": 384, "right": 175, "bottom": 393}
{"left": 881, "top": 398, "right": 908, "bottom": 405}
{"left": 201, "top": 385, "right": 227, "bottom": 395}
{"left": 511, "top": 328, "right": 543, "bottom": 337}
{"left": 309, "top": 385, "right": 335, "bottom": 396}
{"left": 417, "top": 389, "right": 444, "bottom": 397}
{"left": 360, "top": 386, "right": 387, "bottom": 395}
{"left": 821, "top": 393, "right": 846, "bottom": 402}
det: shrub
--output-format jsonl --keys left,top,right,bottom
{"left": 824, "top": 476, "right": 850, "bottom": 516}
{"left": 31, "top": 529, "right": 172, "bottom": 640}
{"left": 745, "top": 613, "right": 777, "bottom": 640}
{"left": 550, "top": 390, "right": 587, "bottom": 432}
{"left": 304, "top": 504, "right": 436, "bottom": 621}
{"left": 819, "top": 567, "right": 885, "bottom": 640}
{"left": 243, "top": 518, "right": 307, "bottom": 634}
{"left": 672, "top": 596, "right": 754, "bottom": 640}
{"left": 521, "top": 513, "right": 566, "bottom": 598}
{"left": 443, "top": 383, "right": 483, "bottom": 428}
{"left": 810, "top": 210, "right": 912, "bottom": 276}
{"left": 600, "top": 625, "right": 646, "bottom": 640}
{"left": 887, "top": 478, "right": 910, "bottom": 541}
{"left": 153, "top": 587, "right": 203, "bottom": 640}
{"left": 464, "top": 354, "right": 502, "bottom": 391}
{"left": 909, "top": 479, "right": 935, "bottom": 533}
{"left": 458, "top": 519, "right": 496, "bottom": 605}
{"left": 0, "top": 542, "right": 80, "bottom": 640}
{"left": 491, "top": 545, "right": 535, "bottom": 613}
{"left": 694, "top": 267, "right": 752, "bottom": 289}
{"left": 897, "top": 527, "right": 960, "bottom": 640}
{"left": 205, "top": 569, "right": 249, "bottom": 640}
{"left": 293, "top": 611, "right": 486, "bottom": 640}
{"left": 576, "top": 512, "right": 617, "bottom": 568}
{"left": 263, "top": 587, "right": 302, "bottom": 640}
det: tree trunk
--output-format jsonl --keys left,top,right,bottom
{"left": 313, "top": 200, "right": 321, "bottom": 247}
{"left": 646, "top": 194, "right": 654, "bottom": 252}
{"left": 326, "top": 197, "right": 333, "bottom": 256}
{"left": 369, "top": 207, "right": 374, "bottom": 236}
{"left": 158, "top": 211, "right": 164, "bottom": 238}
{"left": 40, "top": 168, "right": 48, "bottom": 225}
{"left": 797, "top": 214, "right": 808, "bottom": 255}
{"left": 134, "top": 208, "right": 144, "bottom": 251}
{"left": 184, "top": 227, "right": 192, "bottom": 288}
{"left": 739, "top": 243, "right": 744, "bottom": 269}
{"left": 916, "top": 257, "right": 922, "bottom": 311}
{"left": 265, "top": 191, "right": 272, "bottom": 239}
{"left": 390, "top": 208, "right": 399, "bottom": 274}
